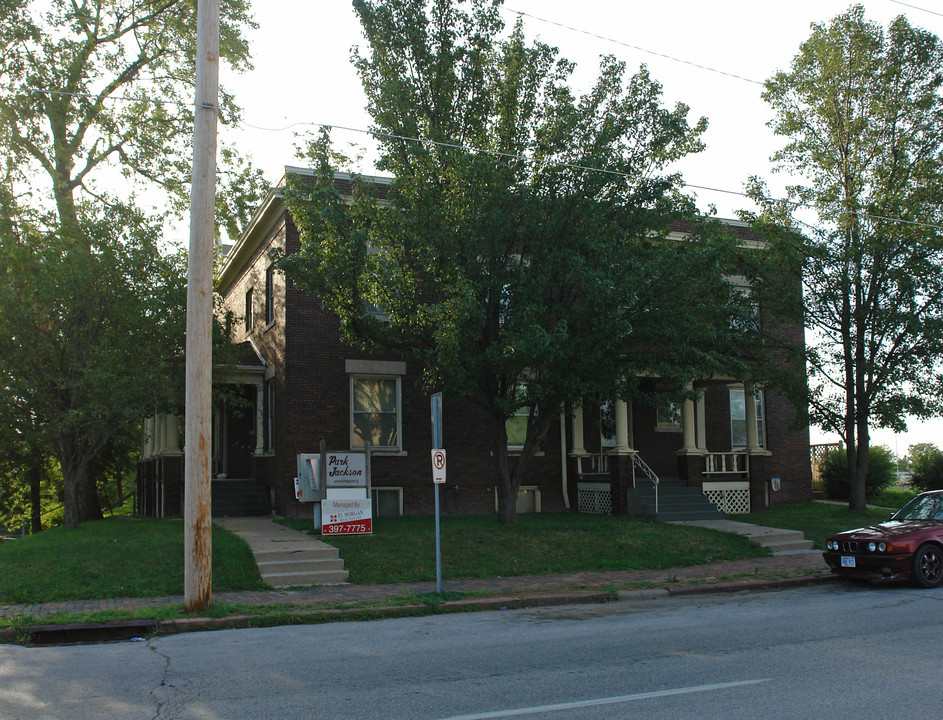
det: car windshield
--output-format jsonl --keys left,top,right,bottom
{"left": 893, "top": 494, "right": 943, "bottom": 521}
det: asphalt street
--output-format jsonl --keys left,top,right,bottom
{"left": 2, "top": 581, "right": 942, "bottom": 719}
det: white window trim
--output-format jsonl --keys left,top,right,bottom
{"left": 350, "top": 374, "right": 403, "bottom": 452}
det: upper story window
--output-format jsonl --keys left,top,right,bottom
{"left": 351, "top": 375, "right": 401, "bottom": 451}
{"left": 265, "top": 266, "right": 275, "bottom": 325}
{"left": 727, "top": 274, "right": 759, "bottom": 331}
{"left": 244, "top": 287, "right": 254, "bottom": 332}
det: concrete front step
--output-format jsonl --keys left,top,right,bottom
{"left": 671, "top": 519, "right": 817, "bottom": 557}
{"left": 253, "top": 546, "right": 341, "bottom": 562}
{"left": 214, "top": 516, "right": 350, "bottom": 588}
{"left": 745, "top": 529, "right": 815, "bottom": 555}
{"left": 262, "top": 569, "right": 351, "bottom": 587}
{"left": 258, "top": 558, "right": 346, "bottom": 575}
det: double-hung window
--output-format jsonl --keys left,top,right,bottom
{"left": 244, "top": 288, "right": 254, "bottom": 332}
{"left": 730, "top": 387, "right": 766, "bottom": 449}
{"left": 264, "top": 266, "right": 275, "bottom": 325}
{"left": 506, "top": 383, "right": 530, "bottom": 449}
{"left": 351, "top": 376, "right": 401, "bottom": 451}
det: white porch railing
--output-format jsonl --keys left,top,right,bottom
{"left": 575, "top": 453, "right": 609, "bottom": 475}
{"left": 704, "top": 452, "right": 749, "bottom": 475}
{"left": 574, "top": 452, "right": 659, "bottom": 515}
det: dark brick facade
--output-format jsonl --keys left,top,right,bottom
{"left": 208, "top": 180, "right": 812, "bottom": 518}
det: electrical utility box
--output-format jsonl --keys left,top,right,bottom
{"left": 294, "top": 453, "right": 323, "bottom": 502}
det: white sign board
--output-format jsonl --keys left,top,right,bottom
{"left": 325, "top": 452, "right": 367, "bottom": 488}
{"left": 322, "top": 495, "right": 373, "bottom": 535}
{"left": 431, "top": 449, "right": 447, "bottom": 484}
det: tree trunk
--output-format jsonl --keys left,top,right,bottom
{"left": 492, "top": 408, "right": 555, "bottom": 525}
{"left": 29, "top": 453, "right": 43, "bottom": 534}
{"left": 492, "top": 416, "right": 517, "bottom": 525}
{"left": 59, "top": 452, "right": 101, "bottom": 528}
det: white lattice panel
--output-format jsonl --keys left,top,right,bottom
{"left": 578, "top": 486, "right": 612, "bottom": 515}
{"left": 703, "top": 485, "right": 751, "bottom": 514}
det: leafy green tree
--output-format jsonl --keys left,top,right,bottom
{"left": 909, "top": 443, "right": 943, "bottom": 491}
{"left": 821, "top": 444, "right": 896, "bottom": 501}
{"left": 0, "top": 200, "right": 189, "bottom": 528}
{"left": 747, "top": 5, "right": 943, "bottom": 511}
{"left": 0, "top": 1, "right": 262, "bottom": 527}
{"left": 283, "top": 0, "right": 753, "bottom": 523}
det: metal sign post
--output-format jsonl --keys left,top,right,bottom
{"left": 431, "top": 393, "right": 444, "bottom": 594}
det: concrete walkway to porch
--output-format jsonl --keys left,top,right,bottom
{"left": 214, "top": 516, "right": 349, "bottom": 587}
{"left": 670, "top": 519, "right": 816, "bottom": 555}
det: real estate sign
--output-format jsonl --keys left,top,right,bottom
{"left": 321, "top": 494, "right": 373, "bottom": 535}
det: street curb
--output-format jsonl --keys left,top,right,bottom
{"left": 664, "top": 572, "right": 838, "bottom": 595}
{"left": 0, "top": 575, "right": 838, "bottom": 645}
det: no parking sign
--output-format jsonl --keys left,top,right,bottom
{"left": 431, "top": 449, "right": 446, "bottom": 484}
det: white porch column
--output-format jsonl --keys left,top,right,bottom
{"left": 164, "top": 414, "right": 182, "bottom": 455}
{"left": 571, "top": 406, "right": 586, "bottom": 455}
{"left": 695, "top": 391, "right": 707, "bottom": 452}
{"left": 144, "top": 416, "right": 155, "bottom": 458}
{"left": 681, "top": 383, "right": 697, "bottom": 452}
{"left": 614, "top": 399, "right": 633, "bottom": 452}
{"left": 744, "top": 382, "right": 761, "bottom": 453}
{"left": 154, "top": 411, "right": 164, "bottom": 455}
{"left": 253, "top": 381, "right": 265, "bottom": 455}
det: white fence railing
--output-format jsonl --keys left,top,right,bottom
{"left": 704, "top": 452, "right": 749, "bottom": 475}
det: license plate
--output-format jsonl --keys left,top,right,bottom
{"left": 841, "top": 556, "right": 856, "bottom": 568}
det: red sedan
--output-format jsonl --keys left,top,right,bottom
{"left": 823, "top": 490, "right": 943, "bottom": 588}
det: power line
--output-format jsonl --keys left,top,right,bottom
{"left": 888, "top": 0, "right": 943, "bottom": 19}
{"left": 502, "top": 7, "right": 764, "bottom": 86}
{"left": 6, "top": 85, "right": 943, "bottom": 233}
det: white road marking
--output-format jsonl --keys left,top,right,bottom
{"left": 437, "top": 679, "right": 772, "bottom": 719}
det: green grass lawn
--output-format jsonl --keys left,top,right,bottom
{"left": 743, "top": 501, "right": 895, "bottom": 549}
{"left": 0, "top": 516, "right": 267, "bottom": 605}
{"left": 282, "top": 513, "right": 767, "bottom": 584}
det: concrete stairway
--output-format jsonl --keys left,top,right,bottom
{"left": 632, "top": 477, "right": 726, "bottom": 522}
{"left": 215, "top": 516, "right": 349, "bottom": 587}
{"left": 671, "top": 518, "right": 815, "bottom": 556}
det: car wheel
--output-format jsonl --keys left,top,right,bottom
{"left": 911, "top": 544, "right": 943, "bottom": 588}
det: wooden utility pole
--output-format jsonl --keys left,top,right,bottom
{"left": 184, "top": 0, "right": 220, "bottom": 613}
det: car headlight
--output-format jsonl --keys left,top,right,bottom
{"left": 878, "top": 542, "right": 887, "bottom": 552}
{"left": 827, "top": 540, "right": 837, "bottom": 550}
{"left": 868, "top": 542, "right": 876, "bottom": 552}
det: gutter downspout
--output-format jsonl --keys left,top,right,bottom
{"left": 560, "top": 412, "right": 570, "bottom": 509}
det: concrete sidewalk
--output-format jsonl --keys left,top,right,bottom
{"left": 0, "top": 516, "right": 830, "bottom": 626}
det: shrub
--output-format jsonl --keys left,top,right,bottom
{"left": 821, "top": 445, "right": 896, "bottom": 501}
{"left": 910, "top": 444, "right": 943, "bottom": 491}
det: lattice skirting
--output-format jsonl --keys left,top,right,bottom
{"left": 578, "top": 483, "right": 612, "bottom": 515}
{"left": 703, "top": 482, "right": 751, "bottom": 514}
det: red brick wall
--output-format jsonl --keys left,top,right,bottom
{"left": 218, "top": 206, "right": 812, "bottom": 516}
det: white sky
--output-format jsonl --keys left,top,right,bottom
{"left": 220, "top": 0, "right": 943, "bottom": 455}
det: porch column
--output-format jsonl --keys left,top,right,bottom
{"left": 571, "top": 406, "right": 586, "bottom": 455}
{"left": 253, "top": 381, "right": 265, "bottom": 455}
{"left": 164, "top": 414, "right": 182, "bottom": 455}
{"left": 144, "top": 416, "right": 156, "bottom": 458}
{"left": 614, "top": 399, "right": 633, "bottom": 452}
{"left": 744, "top": 382, "right": 761, "bottom": 454}
{"left": 681, "top": 383, "right": 697, "bottom": 452}
{"left": 695, "top": 391, "right": 707, "bottom": 452}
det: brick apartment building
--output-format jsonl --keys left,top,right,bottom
{"left": 138, "top": 168, "right": 812, "bottom": 520}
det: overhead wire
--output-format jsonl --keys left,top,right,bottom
{"left": 4, "top": 5, "right": 943, "bottom": 233}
